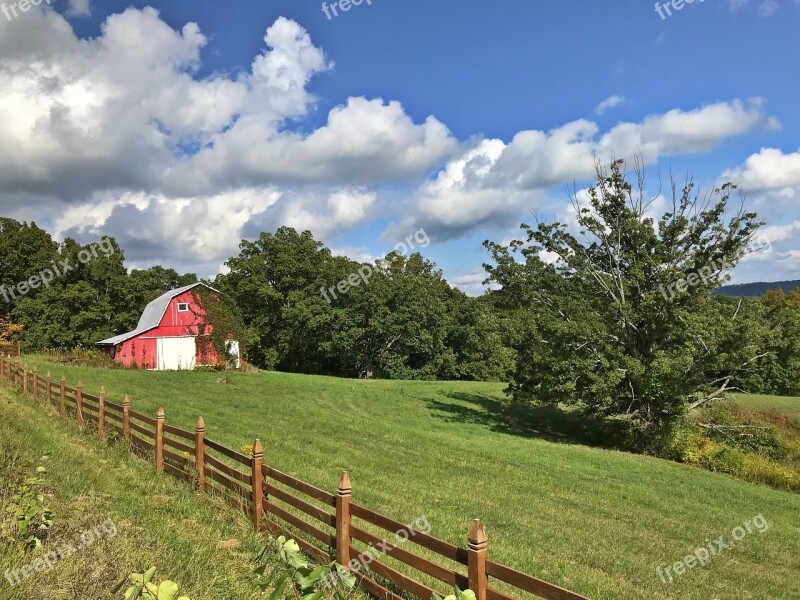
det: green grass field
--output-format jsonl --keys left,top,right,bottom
{"left": 14, "top": 356, "right": 800, "bottom": 600}
{"left": 0, "top": 385, "right": 279, "bottom": 599}
{"left": 731, "top": 392, "right": 800, "bottom": 419}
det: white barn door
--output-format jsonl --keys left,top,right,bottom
{"left": 156, "top": 337, "right": 197, "bottom": 371}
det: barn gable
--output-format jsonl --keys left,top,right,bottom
{"left": 96, "top": 282, "right": 236, "bottom": 370}
{"left": 97, "top": 283, "right": 218, "bottom": 346}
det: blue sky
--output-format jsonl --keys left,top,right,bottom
{"left": 1, "top": 0, "right": 798, "bottom": 292}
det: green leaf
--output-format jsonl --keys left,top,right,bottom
{"left": 269, "top": 574, "right": 288, "bottom": 600}
{"left": 307, "top": 565, "right": 329, "bottom": 582}
{"left": 111, "top": 575, "right": 130, "bottom": 594}
{"left": 124, "top": 586, "right": 140, "bottom": 600}
{"left": 156, "top": 580, "right": 180, "bottom": 600}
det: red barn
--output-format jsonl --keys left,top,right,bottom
{"left": 97, "top": 283, "right": 240, "bottom": 370}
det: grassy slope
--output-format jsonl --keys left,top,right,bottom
{"left": 0, "top": 385, "right": 275, "bottom": 599}
{"left": 731, "top": 392, "right": 800, "bottom": 419}
{"left": 20, "top": 357, "right": 800, "bottom": 600}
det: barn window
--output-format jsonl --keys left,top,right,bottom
{"left": 177, "top": 303, "right": 189, "bottom": 312}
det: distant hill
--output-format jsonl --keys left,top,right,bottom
{"left": 714, "top": 280, "right": 800, "bottom": 298}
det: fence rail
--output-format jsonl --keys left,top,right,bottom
{"left": 0, "top": 342, "right": 20, "bottom": 357}
{"left": 0, "top": 354, "right": 589, "bottom": 600}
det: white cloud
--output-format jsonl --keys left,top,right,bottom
{"left": 727, "top": 0, "right": 782, "bottom": 17}
{"left": 167, "top": 97, "right": 457, "bottom": 194}
{"left": 722, "top": 147, "right": 800, "bottom": 197}
{"left": 67, "top": 0, "right": 91, "bottom": 17}
{"left": 249, "top": 189, "right": 377, "bottom": 240}
{"left": 0, "top": 5, "right": 789, "bottom": 282}
{"left": 449, "top": 270, "right": 494, "bottom": 296}
{"left": 594, "top": 95, "right": 625, "bottom": 115}
{"left": 390, "top": 99, "right": 775, "bottom": 242}
{"left": 0, "top": 6, "right": 458, "bottom": 274}
{"left": 0, "top": 8, "right": 452, "bottom": 203}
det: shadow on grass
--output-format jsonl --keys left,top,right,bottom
{"left": 427, "top": 392, "right": 632, "bottom": 449}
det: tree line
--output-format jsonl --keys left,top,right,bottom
{"left": 1, "top": 159, "right": 799, "bottom": 436}
{"left": 0, "top": 219, "right": 513, "bottom": 381}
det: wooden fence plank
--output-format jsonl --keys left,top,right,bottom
{"left": 350, "top": 503, "right": 469, "bottom": 566}
{"left": 265, "top": 482, "right": 335, "bottom": 527}
{"left": 206, "top": 464, "right": 251, "bottom": 498}
{"left": 348, "top": 546, "right": 438, "bottom": 600}
{"left": 486, "top": 561, "right": 590, "bottom": 600}
{"left": 350, "top": 524, "right": 468, "bottom": 589}
{"left": 265, "top": 501, "right": 336, "bottom": 548}
{"left": 264, "top": 465, "right": 336, "bottom": 505}
{"left": 204, "top": 438, "right": 250, "bottom": 466}
{"left": 163, "top": 423, "right": 194, "bottom": 441}
{"left": 163, "top": 436, "right": 193, "bottom": 454}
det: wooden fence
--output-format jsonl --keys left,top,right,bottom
{"left": 0, "top": 342, "right": 20, "bottom": 357}
{"left": 0, "top": 354, "right": 589, "bottom": 600}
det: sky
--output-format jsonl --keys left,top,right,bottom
{"left": 0, "top": 0, "right": 798, "bottom": 294}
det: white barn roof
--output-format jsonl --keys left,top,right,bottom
{"left": 97, "top": 282, "right": 218, "bottom": 346}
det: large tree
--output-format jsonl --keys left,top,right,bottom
{"left": 484, "top": 159, "right": 765, "bottom": 432}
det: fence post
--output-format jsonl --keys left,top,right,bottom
{"left": 122, "top": 395, "right": 131, "bottom": 439}
{"left": 23, "top": 366, "right": 28, "bottom": 396}
{"left": 75, "top": 381, "right": 84, "bottom": 429}
{"left": 468, "top": 519, "right": 489, "bottom": 600}
{"left": 32, "top": 368, "right": 38, "bottom": 399}
{"left": 195, "top": 416, "right": 206, "bottom": 490}
{"left": 98, "top": 386, "right": 106, "bottom": 439}
{"left": 251, "top": 440, "right": 264, "bottom": 529}
{"left": 16, "top": 341, "right": 20, "bottom": 357}
{"left": 336, "top": 471, "right": 352, "bottom": 569}
{"left": 155, "top": 407, "right": 165, "bottom": 473}
{"left": 59, "top": 376, "right": 66, "bottom": 417}
{"left": 46, "top": 372, "right": 52, "bottom": 405}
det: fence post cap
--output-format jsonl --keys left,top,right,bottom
{"left": 195, "top": 416, "right": 205, "bottom": 431}
{"left": 156, "top": 407, "right": 165, "bottom": 420}
{"left": 32, "top": 366, "right": 37, "bottom": 373}
{"left": 123, "top": 393, "right": 130, "bottom": 406}
{"left": 468, "top": 519, "right": 488, "bottom": 548}
{"left": 46, "top": 371, "right": 51, "bottom": 378}
{"left": 252, "top": 439, "right": 263, "bottom": 458}
{"left": 99, "top": 386, "right": 106, "bottom": 395}
{"left": 337, "top": 470, "right": 352, "bottom": 495}
{"left": 60, "top": 375, "right": 66, "bottom": 382}
{"left": 76, "top": 380, "right": 82, "bottom": 388}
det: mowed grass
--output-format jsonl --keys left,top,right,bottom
{"left": 731, "top": 392, "right": 800, "bottom": 419}
{"left": 20, "top": 356, "right": 800, "bottom": 600}
{"left": 0, "top": 385, "right": 277, "bottom": 599}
